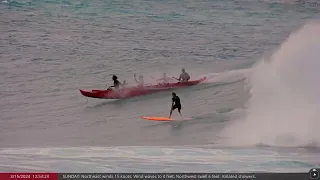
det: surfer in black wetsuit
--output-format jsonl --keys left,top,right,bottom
{"left": 169, "top": 92, "right": 181, "bottom": 118}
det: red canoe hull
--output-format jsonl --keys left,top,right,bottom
{"left": 79, "top": 77, "right": 206, "bottom": 99}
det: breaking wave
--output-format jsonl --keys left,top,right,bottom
{"left": 220, "top": 21, "right": 320, "bottom": 148}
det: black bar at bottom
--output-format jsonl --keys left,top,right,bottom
{"left": 58, "top": 173, "right": 311, "bottom": 180}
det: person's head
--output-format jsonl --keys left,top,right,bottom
{"left": 139, "top": 75, "right": 143, "bottom": 80}
{"left": 172, "top": 92, "right": 176, "bottom": 97}
{"left": 112, "top": 75, "right": 118, "bottom": 81}
{"left": 182, "top": 68, "right": 185, "bottom": 73}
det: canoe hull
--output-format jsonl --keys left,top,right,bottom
{"left": 79, "top": 77, "right": 206, "bottom": 99}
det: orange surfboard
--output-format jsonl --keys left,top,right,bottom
{"left": 141, "top": 116, "right": 193, "bottom": 121}
{"left": 141, "top": 116, "right": 172, "bottom": 121}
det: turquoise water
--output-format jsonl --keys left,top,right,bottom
{"left": 1, "top": 0, "right": 320, "bottom": 172}
{"left": 0, "top": 146, "right": 319, "bottom": 172}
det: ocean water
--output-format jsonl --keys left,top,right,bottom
{"left": 1, "top": 0, "right": 320, "bottom": 173}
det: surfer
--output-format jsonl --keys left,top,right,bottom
{"left": 169, "top": 92, "right": 181, "bottom": 118}
{"left": 134, "top": 74, "right": 144, "bottom": 87}
{"left": 109, "top": 75, "right": 124, "bottom": 90}
{"left": 175, "top": 68, "right": 190, "bottom": 82}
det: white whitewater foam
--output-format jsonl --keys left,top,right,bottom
{"left": 220, "top": 21, "right": 320, "bottom": 148}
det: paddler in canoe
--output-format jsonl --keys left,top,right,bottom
{"left": 108, "top": 75, "right": 126, "bottom": 90}
{"left": 156, "top": 73, "right": 175, "bottom": 84}
{"left": 134, "top": 74, "right": 144, "bottom": 87}
{"left": 173, "top": 68, "right": 190, "bottom": 82}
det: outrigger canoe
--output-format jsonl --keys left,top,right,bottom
{"left": 79, "top": 77, "right": 206, "bottom": 99}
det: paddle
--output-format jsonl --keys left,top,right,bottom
{"left": 172, "top": 77, "right": 180, "bottom": 81}
{"left": 172, "top": 72, "right": 192, "bottom": 81}
{"left": 106, "top": 80, "right": 127, "bottom": 90}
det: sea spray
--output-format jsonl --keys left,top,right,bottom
{"left": 220, "top": 21, "right": 320, "bottom": 148}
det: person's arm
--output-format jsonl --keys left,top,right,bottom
{"left": 121, "top": 80, "right": 126, "bottom": 87}
{"left": 108, "top": 84, "right": 115, "bottom": 90}
{"left": 178, "top": 74, "right": 183, "bottom": 81}
{"left": 134, "top": 74, "right": 139, "bottom": 83}
{"left": 111, "top": 80, "right": 122, "bottom": 88}
{"left": 172, "top": 75, "right": 181, "bottom": 81}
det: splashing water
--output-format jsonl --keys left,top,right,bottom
{"left": 220, "top": 21, "right": 320, "bottom": 148}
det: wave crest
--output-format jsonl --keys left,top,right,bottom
{"left": 220, "top": 21, "right": 320, "bottom": 148}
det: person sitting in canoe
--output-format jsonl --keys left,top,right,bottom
{"left": 174, "top": 68, "right": 190, "bottom": 82}
{"left": 108, "top": 75, "right": 125, "bottom": 90}
{"left": 156, "top": 73, "right": 174, "bottom": 84}
{"left": 134, "top": 74, "right": 144, "bottom": 87}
